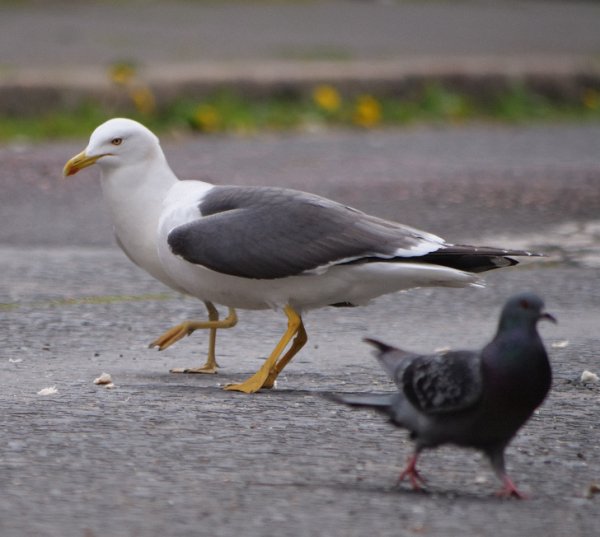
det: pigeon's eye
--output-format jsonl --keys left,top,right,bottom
{"left": 519, "top": 299, "right": 530, "bottom": 309}
{"left": 111, "top": 138, "right": 123, "bottom": 146}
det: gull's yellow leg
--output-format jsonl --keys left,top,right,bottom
{"left": 169, "top": 302, "right": 236, "bottom": 374}
{"left": 147, "top": 301, "right": 238, "bottom": 374}
{"left": 150, "top": 302, "right": 237, "bottom": 351}
{"left": 224, "top": 305, "right": 302, "bottom": 393}
{"left": 262, "top": 320, "right": 307, "bottom": 389}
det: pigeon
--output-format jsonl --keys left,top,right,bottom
{"left": 330, "top": 292, "right": 555, "bottom": 498}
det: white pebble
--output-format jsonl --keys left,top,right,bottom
{"left": 94, "top": 372, "right": 113, "bottom": 385}
{"left": 580, "top": 370, "right": 599, "bottom": 383}
{"left": 37, "top": 386, "right": 58, "bottom": 396}
{"left": 586, "top": 483, "right": 600, "bottom": 498}
{"left": 551, "top": 340, "right": 569, "bottom": 349}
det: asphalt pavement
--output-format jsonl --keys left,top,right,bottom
{"left": 3, "top": 0, "right": 600, "bottom": 67}
{"left": 1, "top": 123, "right": 600, "bottom": 536}
{"left": 1, "top": 1, "right": 600, "bottom": 535}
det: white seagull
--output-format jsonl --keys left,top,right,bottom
{"left": 63, "top": 118, "right": 536, "bottom": 393}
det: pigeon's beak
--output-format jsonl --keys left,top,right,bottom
{"left": 540, "top": 312, "right": 557, "bottom": 324}
{"left": 63, "top": 150, "right": 102, "bottom": 177}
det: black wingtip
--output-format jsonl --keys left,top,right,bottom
{"left": 499, "top": 249, "right": 545, "bottom": 267}
{"left": 363, "top": 337, "right": 396, "bottom": 353}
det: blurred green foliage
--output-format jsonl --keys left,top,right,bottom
{"left": 0, "top": 83, "right": 598, "bottom": 142}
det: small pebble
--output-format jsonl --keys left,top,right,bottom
{"left": 94, "top": 372, "right": 113, "bottom": 385}
{"left": 585, "top": 483, "right": 600, "bottom": 499}
{"left": 580, "top": 370, "right": 599, "bottom": 383}
{"left": 37, "top": 386, "right": 58, "bottom": 396}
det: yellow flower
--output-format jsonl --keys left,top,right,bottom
{"left": 193, "top": 104, "right": 221, "bottom": 132}
{"left": 312, "top": 85, "right": 341, "bottom": 112}
{"left": 109, "top": 63, "right": 136, "bottom": 86}
{"left": 353, "top": 94, "right": 382, "bottom": 128}
{"left": 583, "top": 89, "right": 600, "bottom": 110}
{"left": 130, "top": 86, "right": 156, "bottom": 115}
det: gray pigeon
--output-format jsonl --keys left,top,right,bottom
{"left": 330, "top": 292, "right": 555, "bottom": 498}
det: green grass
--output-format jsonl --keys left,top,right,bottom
{"left": 1, "top": 83, "right": 599, "bottom": 142}
{"left": 0, "top": 103, "right": 110, "bottom": 141}
{"left": 0, "top": 292, "right": 175, "bottom": 312}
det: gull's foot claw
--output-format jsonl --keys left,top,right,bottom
{"left": 170, "top": 365, "right": 218, "bottom": 374}
{"left": 224, "top": 373, "right": 274, "bottom": 393}
{"left": 149, "top": 325, "right": 191, "bottom": 351}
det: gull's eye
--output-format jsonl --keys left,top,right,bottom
{"left": 111, "top": 138, "right": 123, "bottom": 146}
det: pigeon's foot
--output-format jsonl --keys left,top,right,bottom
{"left": 496, "top": 475, "right": 527, "bottom": 499}
{"left": 397, "top": 453, "right": 427, "bottom": 491}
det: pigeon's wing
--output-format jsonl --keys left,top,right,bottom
{"left": 402, "top": 350, "right": 482, "bottom": 414}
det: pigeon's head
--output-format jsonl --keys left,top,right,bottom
{"left": 499, "top": 292, "right": 557, "bottom": 331}
{"left": 63, "top": 118, "right": 162, "bottom": 176}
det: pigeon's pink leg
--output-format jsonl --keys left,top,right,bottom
{"left": 397, "top": 452, "right": 427, "bottom": 490}
{"left": 496, "top": 475, "right": 527, "bottom": 499}
{"left": 489, "top": 448, "right": 527, "bottom": 499}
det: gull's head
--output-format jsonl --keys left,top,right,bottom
{"left": 63, "top": 118, "right": 161, "bottom": 177}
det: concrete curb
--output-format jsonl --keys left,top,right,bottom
{"left": 1, "top": 55, "right": 599, "bottom": 116}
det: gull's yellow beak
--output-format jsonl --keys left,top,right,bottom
{"left": 63, "top": 150, "right": 102, "bottom": 177}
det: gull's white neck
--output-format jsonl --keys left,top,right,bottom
{"left": 99, "top": 152, "right": 182, "bottom": 289}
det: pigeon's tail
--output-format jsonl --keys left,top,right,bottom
{"left": 325, "top": 392, "right": 394, "bottom": 412}
{"left": 364, "top": 338, "right": 415, "bottom": 381}
{"left": 363, "top": 337, "right": 396, "bottom": 353}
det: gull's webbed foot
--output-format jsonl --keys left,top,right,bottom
{"left": 170, "top": 362, "right": 218, "bottom": 375}
{"left": 224, "top": 306, "right": 306, "bottom": 394}
{"left": 150, "top": 303, "right": 237, "bottom": 374}
{"left": 224, "top": 368, "right": 272, "bottom": 393}
{"left": 149, "top": 322, "right": 197, "bottom": 351}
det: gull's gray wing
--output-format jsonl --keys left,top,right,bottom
{"left": 167, "top": 186, "right": 444, "bottom": 279}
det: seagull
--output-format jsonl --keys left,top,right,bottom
{"left": 63, "top": 118, "right": 537, "bottom": 393}
{"left": 328, "top": 292, "right": 555, "bottom": 498}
